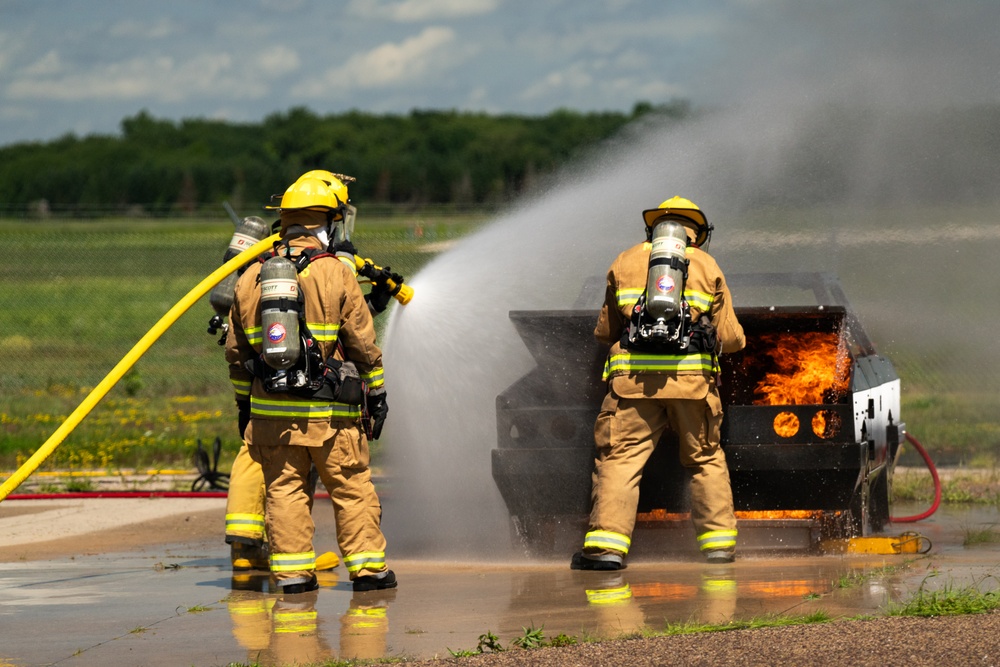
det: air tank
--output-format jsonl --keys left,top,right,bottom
{"left": 260, "top": 255, "right": 300, "bottom": 370}
{"left": 645, "top": 221, "right": 689, "bottom": 322}
{"left": 209, "top": 216, "right": 270, "bottom": 318}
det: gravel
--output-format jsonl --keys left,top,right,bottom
{"left": 395, "top": 612, "right": 1000, "bottom": 667}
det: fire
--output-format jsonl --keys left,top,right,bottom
{"left": 752, "top": 331, "right": 850, "bottom": 437}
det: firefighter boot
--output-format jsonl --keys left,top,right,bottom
{"left": 231, "top": 540, "right": 270, "bottom": 571}
{"left": 279, "top": 574, "right": 319, "bottom": 595}
{"left": 705, "top": 550, "right": 736, "bottom": 564}
{"left": 571, "top": 551, "right": 624, "bottom": 571}
{"left": 353, "top": 569, "right": 397, "bottom": 592}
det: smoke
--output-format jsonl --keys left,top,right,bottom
{"left": 379, "top": 0, "right": 1000, "bottom": 559}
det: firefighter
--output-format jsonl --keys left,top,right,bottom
{"left": 572, "top": 196, "right": 745, "bottom": 570}
{"left": 224, "top": 169, "right": 394, "bottom": 573}
{"left": 226, "top": 175, "right": 396, "bottom": 594}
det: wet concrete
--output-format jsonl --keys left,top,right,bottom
{"left": 1, "top": 501, "right": 998, "bottom": 666}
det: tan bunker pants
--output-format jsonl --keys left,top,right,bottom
{"left": 225, "top": 444, "right": 267, "bottom": 545}
{"left": 256, "top": 422, "right": 388, "bottom": 585}
{"left": 585, "top": 390, "right": 736, "bottom": 562}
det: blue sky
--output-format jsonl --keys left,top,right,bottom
{"left": 1, "top": 0, "right": 998, "bottom": 146}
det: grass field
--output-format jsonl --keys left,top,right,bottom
{"left": 1, "top": 209, "right": 998, "bottom": 491}
{"left": 0, "top": 214, "right": 484, "bottom": 473}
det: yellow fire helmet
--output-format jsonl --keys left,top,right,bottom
{"left": 266, "top": 176, "right": 347, "bottom": 219}
{"left": 641, "top": 196, "right": 713, "bottom": 248}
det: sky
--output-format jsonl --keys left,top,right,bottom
{"left": 3, "top": 0, "right": 999, "bottom": 147}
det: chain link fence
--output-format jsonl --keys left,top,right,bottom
{"left": 2, "top": 205, "right": 998, "bottom": 483}
{"left": 0, "top": 209, "right": 482, "bottom": 479}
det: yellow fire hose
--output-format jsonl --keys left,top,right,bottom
{"left": 0, "top": 233, "right": 280, "bottom": 503}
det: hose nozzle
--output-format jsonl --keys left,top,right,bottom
{"left": 355, "top": 256, "right": 414, "bottom": 305}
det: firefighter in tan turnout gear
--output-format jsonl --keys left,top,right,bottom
{"left": 573, "top": 196, "right": 745, "bottom": 570}
{"left": 224, "top": 170, "right": 394, "bottom": 574}
{"left": 226, "top": 175, "right": 396, "bottom": 594}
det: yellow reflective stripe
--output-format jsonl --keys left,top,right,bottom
{"left": 584, "top": 530, "right": 631, "bottom": 554}
{"left": 586, "top": 584, "right": 632, "bottom": 605}
{"left": 306, "top": 322, "right": 339, "bottom": 342}
{"left": 343, "top": 551, "right": 387, "bottom": 573}
{"left": 225, "top": 513, "right": 265, "bottom": 531}
{"left": 274, "top": 610, "right": 317, "bottom": 633}
{"left": 684, "top": 289, "right": 713, "bottom": 312}
{"left": 616, "top": 288, "right": 643, "bottom": 309}
{"left": 697, "top": 529, "right": 738, "bottom": 551}
{"left": 228, "top": 600, "right": 271, "bottom": 615}
{"left": 231, "top": 378, "right": 251, "bottom": 397}
{"left": 270, "top": 551, "right": 316, "bottom": 572}
{"left": 339, "top": 255, "right": 359, "bottom": 275}
{"left": 345, "top": 607, "right": 388, "bottom": 628}
{"left": 603, "top": 351, "right": 714, "bottom": 380}
{"left": 362, "top": 368, "right": 384, "bottom": 389}
{"left": 245, "top": 325, "right": 262, "bottom": 346}
{"left": 702, "top": 579, "right": 737, "bottom": 593}
{"left": 250, "top": 397, "right": 362, "bottom": 420}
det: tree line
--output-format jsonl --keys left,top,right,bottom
{"left": 0, "top": 102, "right": 691, "bottom": 217}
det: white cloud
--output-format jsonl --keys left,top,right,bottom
{"left": 109, "top": 18, "right": 178, "bottom": 39}
{"left": 0, "top": 104, "right": 36, "bottom": 121}
{"left": 294, "top": 26, "right": 461, "bottom": 95}
{"left": 516, "top": 59, "right": 684, "bottom": 109}
{"left": 6, "top": 49, "right": 291, "bottom": 103}
{"left": 22, "top": 50, "right": 62, "bottom": 76}
{"left": 255, "top": 45, "right": 301, "bottom": 77}
{"left": 517, "top": 62, "right": 596, "bottom": 102}
{"left": 347, "top": 0, "right": 499, "bottom": 22}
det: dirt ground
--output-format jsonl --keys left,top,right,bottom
{"left": 0, "top": 499, "right": 223, "bottom": 562}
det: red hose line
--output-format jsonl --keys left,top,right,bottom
{"left": 3, "top": 491, "right": 332, "bottom": 500}
{"left": 891, "top": 432, "right": 941, "bottom": 523}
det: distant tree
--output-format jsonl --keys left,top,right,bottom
{"left": 0, "top": 103, "right": 696, "bottom": 214}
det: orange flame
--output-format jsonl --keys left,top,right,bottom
{"left": 753, "top": 332, "right": 850, "bottom": 437}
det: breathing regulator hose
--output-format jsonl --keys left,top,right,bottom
{"left": 890, "top": 432, "right": 942, "bottom": 523}
{"left": 0, "top": 233, "right": 280, "bottom": 504}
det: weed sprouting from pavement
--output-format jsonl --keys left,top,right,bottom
{"left": 832, "top": 562, "right": 912, "bottom": 590}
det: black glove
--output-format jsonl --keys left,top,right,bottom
{"left": 366, "top": 282, "right": 392, "bottom": 313}
{"left": 367, "top": 390, "right": 388, "bottom": 440}
{"left": 237, "top": 401, "right": 250, "bottom": 439}
{"left": 331, "top": 239, "right": 358, "bottom": 257}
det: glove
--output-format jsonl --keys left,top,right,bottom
{"left": 367, "top": 390, "right": 388, "bottom": 441}
{"left": 237, "top": 401, "right": 251, "bottom": 439}
{"left": 366, "top": 282, "right": 392, "bottom": 313}
{"left": 331, "top": 239, "right": 358, "bottom": 257}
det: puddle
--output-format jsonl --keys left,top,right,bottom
{"left": 1, "top": 502, "right": 997, "bottom": 665}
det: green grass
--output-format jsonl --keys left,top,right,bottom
{"left": 658, "top": 611, "right": 833, "bottom": 636}
{"left": 0, "top": 214, "right": 485, "bottom": 471}
{"left": 892, "top": 468, "right": 1000, "bottom": 505}
{"left": 963, "top": 523, "right": 1000, "bottom": 546}
{"left": 3, "top": 208, "right": 1000, "bottom": 478}
{"left": 888, "top": 576, "right": 1000, "bottom": 617}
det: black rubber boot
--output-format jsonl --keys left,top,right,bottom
{"left": 279, "top": 575, "right": 319, "bottom": 595}
{"left": 705, "top": 550, "right": 736, "bottom": 564}
{"left": 353, "top": 569, "right": 398, "bottom": 592}
{"left": 571, "top": 551, "right": 623, "bottom": 571}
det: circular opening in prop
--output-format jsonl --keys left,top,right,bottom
{"left": 773, "top": 411, "right": 800, "bottom": 438}
{"left": 812, "top": 410, "right": 842, "bottom": 439}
